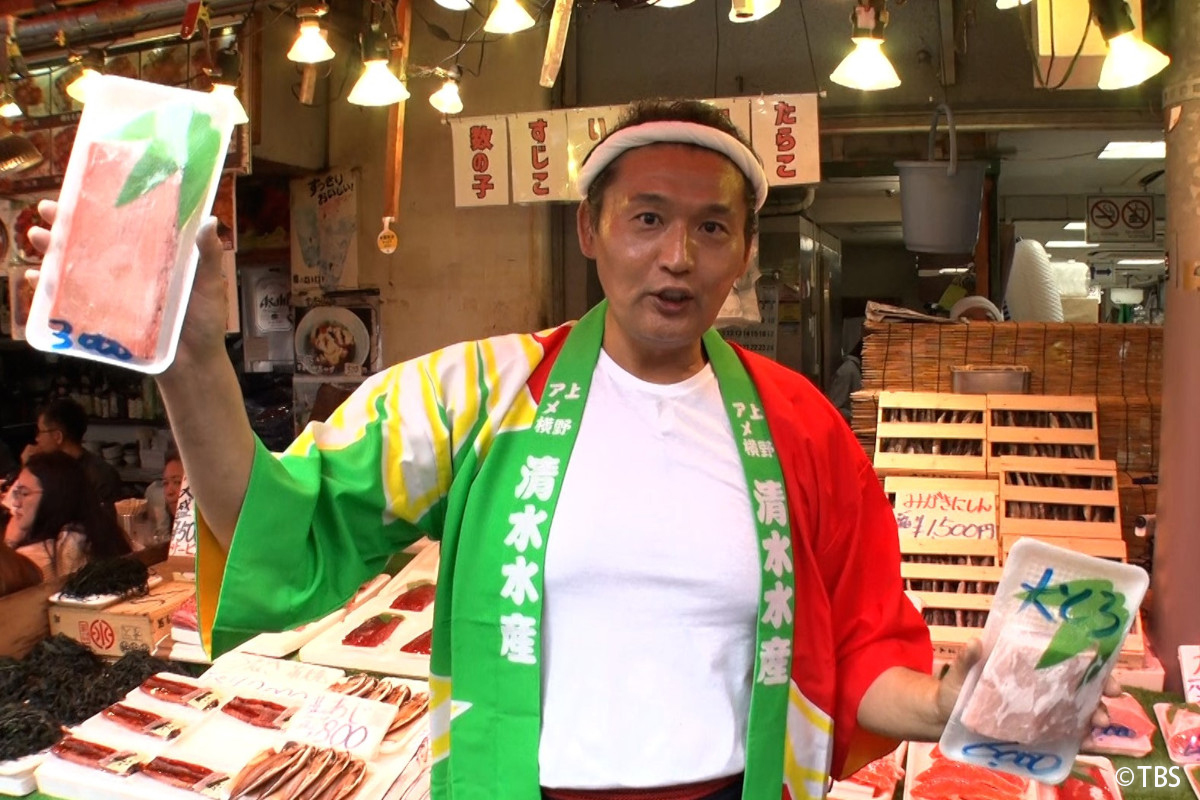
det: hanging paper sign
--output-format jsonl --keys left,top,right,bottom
{"left": 509, "top": 111, "right": 570, "bottom": 203}
{"left": 750, "top": 94, "right": 820, "bottom": 187}
{"left": 290, "top": 168, "right": 360, "bottom": 303}
{"left": 565, "top": 104, "right": 628, "bottom": 198}
{"left": 451, "top": 116, "right": 511, "bottom": 207}
{"left": 168, "top": 477, "right": 197, "bottom": 558}
{"left": 706, "top": 97, "right": 753, "bottom": 142}
{"left": 1181, "top": 645, "right": 1200, "bottom": 703}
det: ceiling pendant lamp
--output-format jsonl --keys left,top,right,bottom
{"left": 429, "top": 68, "right": 463, "bottom": 115}
{"left": 347, "top": 27, "right": 409, "bottom": 106}
{"left": 288, "top": 5, "right": 335, "bottom": 64}
{"left": 64, "top": 49, "right": 106, "bottom": 104}
{"left": 484, "top": 0, "right": 535, "bottom": 35}
{"left": 1090, "top": 0, "right": 1169, "bottom": 90}
{"left": 210, "top": 47, "right": 249, "bottom": 125}
{"left": 0, "top": 84, "right": 22, "bottom": 118}
{"left": 653, "top": 0, "right": 697, "bottom": 7}
{"left": 830, "top": 0, "right": 901, "bottom": 91}
{"left": 728, "top": 0, "right": 780, "bottom": 23}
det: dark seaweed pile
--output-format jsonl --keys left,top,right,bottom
{"left": 0, "top": 638, "right": 189, "bottom": 762}
{"left": 0, "top": 705, "right": 59, "bottom": 762}
{"left": 61, "top": 557, "right": 150, "bottom": 599}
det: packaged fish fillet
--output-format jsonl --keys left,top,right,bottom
{"left": 1082, "top": 692, "right": 1155, "bottom": 757}
{"left": 1181, "top": 645, "right": 1200, "bottom": 704}
{"left": 26, "top": 75, "right": 236, "bottom": 373}
{"left": 1154, "top": 702, "right": 1200, "bottom": 764}
{"left": 939, "top": 538, "right": 1149, "bottom": 786}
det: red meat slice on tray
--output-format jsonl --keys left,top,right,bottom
{"left": 171, "top": 595, "right": 198, "bottom": 631}
{"left": 843, "top": 754, "right": 904, "bottom": 797}
{"left": 390, "top": 584, "right": 436, "bottom": 612}
{"left": 400, "top": 629, "right": 433, "bottom": 655}
{"left": 48, "top": 140, "right": 181, "bottom": 362}
{"left": 342, "top": 614, "right": 403, "bottom": 648}
{"left": 1055, "top": 763, "right": 1118, "bottom": 800}
{"left": 911, "top": 748, "right": 1030, "bottom": 800}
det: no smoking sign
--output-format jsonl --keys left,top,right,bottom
{"left": 1087, "top": 195, "right": 1156, "bottom": 243}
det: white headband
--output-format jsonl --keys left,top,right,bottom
{"left": 576, "top": 120, "right": 770, "bottom": 211}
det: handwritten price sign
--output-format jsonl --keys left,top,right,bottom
{"left": 1181, "top": 646, "right": 1200, "bottom": 704}
{"left": 893, "top": 489, "right": 998, "bottom": 541}
{"left": 284, "top": 691, "right": 395, "bottom": 760}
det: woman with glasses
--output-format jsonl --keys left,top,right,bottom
{"left": 2, "top": 451, "right": 132, "bottom": 580}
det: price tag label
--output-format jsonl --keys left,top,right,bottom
{"left": 377, "top": 217, "right": 398, "bottom": 254}
{"left": 1181, "top": 645, "right": 1200, "bottom": 703}
{"left": 283, "top": 691, "right": 395, "bottom": 760}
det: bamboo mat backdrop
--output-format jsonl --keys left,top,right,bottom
{"left": 853, "top": 321, "right": 1162, "bottom": 567}
{"left": 861, "top": 322, "right": 1162, "bottom": 396}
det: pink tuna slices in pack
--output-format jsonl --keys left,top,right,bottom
{"left": 939, "top": 539, "right": 1149, "bottom": 786}
{"left": 1082, "top": 693, "right": 1155, "bottom": 757}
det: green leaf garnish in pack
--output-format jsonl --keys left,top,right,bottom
{"left": 1167, "top": 702, "right": 1200, "bottom": 726}
{"left": 1016, "top": 569, "right": 1130, "bottom": 686}
{"left": 111, "top": 105, "right": 224, "bottom": 229}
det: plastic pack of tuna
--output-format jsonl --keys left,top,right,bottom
{"left": 939, "top": 538, "right": 1149, "bottom": 786}
{"left": 26, "top": 75, "right": 236, "bottom": 373}
{"left": 1082, "top": 692, "right": 1155, "bottom": 757}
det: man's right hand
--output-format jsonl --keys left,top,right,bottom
{"left": 30, "top": 199, "right": 230, "bottom": 377}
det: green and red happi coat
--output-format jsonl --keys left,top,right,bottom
{"left": 197, "top": 303, "right": 931, "bottom": 800}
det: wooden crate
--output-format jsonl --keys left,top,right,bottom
{"left": 986, "top": 395, "right": 1100, "bottom": 474}
{"left": 874, "top": 392, "right": 988, "bottom": 476}
{"left": 996, "top": 455, "right": 1122, "bottom": 542}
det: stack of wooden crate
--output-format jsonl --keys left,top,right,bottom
{"left": 874, "top": 390, "right": 1136, "bottom": 661}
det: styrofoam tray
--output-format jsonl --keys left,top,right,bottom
{"left": 904, "top": 742, "right": 1038, "bottom": 800}
{"left": 164, "top": 641, "right": 211, "bottom": 665}
{"left": 299, "top": 550, "right": 439, "bottom": 677}
{"left": 50, "top": 575, "right": 164, "bottom": 608}
{"left": 1154, "top": 703, "right": 1200, "bottom": 765}
{"left": 828, "top": 742, "right": 906, "bottom": 800}
{"left": 1186, "top": 763, "right": 1200, "bottom": 800}
{"left": 0, "top": 752, "right": 45, "bottom": 797}
{"left": 1053, "top": 756, "right": 1122, "bottom": 800}
{"left": 237, "top": 573, "right": 391, "bottom": 659}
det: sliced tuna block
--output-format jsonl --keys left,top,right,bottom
{"left": 48, "top": 139, "right": 181, "bottom": 362}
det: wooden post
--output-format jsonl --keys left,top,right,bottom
{"left": 383, "top": 0, "right": 412, "bottom": 223}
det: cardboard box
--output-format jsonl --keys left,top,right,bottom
{"left": 48, "top": 581, "right": 195, "bottom": 658}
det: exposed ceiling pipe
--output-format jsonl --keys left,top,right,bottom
{"left": 6, "top": 0, "right": 253, "bottom": 56}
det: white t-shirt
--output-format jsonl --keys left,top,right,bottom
{"left": 538, "top": 351, "right": 761, "bottom": 789}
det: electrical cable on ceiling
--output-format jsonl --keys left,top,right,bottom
{"left": 797, "top": 0, "right": 821, "bottom": 94}
{"left": 1018, "top": 0, "right": 1089, "bottom": 90}
{"left": 712, "top": 0, "right": 719, "bottom": 96}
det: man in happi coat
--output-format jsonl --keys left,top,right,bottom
{"left": 36, "top": 100, "right": 989, "bottom": 800}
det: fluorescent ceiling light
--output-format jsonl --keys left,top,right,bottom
{"left": 1117, "top": 258, "right": 1164, "bottom": 265}
{"left": 1063, "top": 222, "right": 1087, "bottom": 231}
{"left": 939, "top": 267, "right": 970, "bottom": 274}
{"left": 1045, "top": 240, "right": 1097, "bottom": 248}
{"left": 1098, "top": 141, "right": 1165, "bottom": 159}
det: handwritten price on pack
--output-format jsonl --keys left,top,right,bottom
{"left": 284, "top": 693, "right": 394, "bottom": 758}
{"left": 48, "top": 319, "right": 133, "bottom": 361}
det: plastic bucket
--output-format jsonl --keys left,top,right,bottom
{"left": 895, "top": 104, "right": 987, "bottom": 255}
